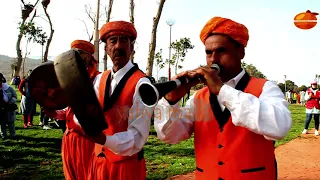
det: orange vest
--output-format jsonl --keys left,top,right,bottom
{"left": 94, "top": 67, "right": 145, "bottom": 163}
{"left": 66, "top": 70, "right": 101, "bottom": 134}
{"left": 193, "top": 76, "right": 276, "bottom": 180}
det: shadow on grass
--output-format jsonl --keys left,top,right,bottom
{"left": 144, "top": 136, "right": 196, "bottom": 180}
{"left": 0, "top": 135, "right": 63, "bottom": 180}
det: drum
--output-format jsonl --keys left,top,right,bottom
{"left": 53, "top": 49, "right": 108, "bottom": 137}
{"left": 28, "top": 61, "right": 68, "bottom": 110}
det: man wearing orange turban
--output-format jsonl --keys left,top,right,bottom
{"left": 70, "top": 40, "right": 100, "bottom": 81}
{"left": 154, "top": 16, "right": 292, "bottom": 180}
{"left": 44, "top": 40, "right": 101, "bottom": 180}
{"left": 84, "top": 20, "right": 155, "bottom": 180}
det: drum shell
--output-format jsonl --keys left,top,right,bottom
{"left": 53, "top": 50, "right": 108, "bottom": 137}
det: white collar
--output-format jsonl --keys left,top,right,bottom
{"left": 224, "top": 69, "right": 245, "bottom": 88}
{"left": 111, "top": 61, "right": 134, "bottom": 84}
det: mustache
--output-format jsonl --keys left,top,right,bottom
{"left": 114, "top": 49, "right": 126, "bottom": 57}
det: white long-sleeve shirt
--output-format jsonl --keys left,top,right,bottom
{"left": 154, "top": 70, "right": 292, "bottom": 144}
{"left": 74, "top": 61, "right": 154, "bottom": 156}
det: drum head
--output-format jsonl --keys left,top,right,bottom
{"left": 29, "top": 61, "right": 68, "bottom": 110}
{"left": 53, "top": 49, "right": 108, "bottom": 137}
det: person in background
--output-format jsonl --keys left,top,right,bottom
{"left": 292, "top": 91, "right": 297, "bottom": 104}
{"left": 15, "top": 76, "right": 21, "bottom": 89}
{"left": 302, "top": 81, "right": 320, "bottom": 136}
{"left": 0, "top": 73, "right": 17, "bottom": 139}
{"left": 286, "top": 90, "right": 292, "bottom": 104}
{"left": 300, "top": 90, "right": 306, "bottom": 106}
{"left": 44, "top": 108, "right": 67, "bottom": 133}
{"left": 18, "top": 70, "right": 37, "bottom": 128}
{"left": 39, "top": 106, "right": 52, "bottom": 130}
{"left": 12, "top": 76, "right": 21, "bottom": 89}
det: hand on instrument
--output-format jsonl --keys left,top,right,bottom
{"left": 164, "top": 71, "right": 199, "bottom": 103}
{"left": 192, "top": 66, "right": 223, "bottom": 95}
{"left": 83, "top": 132, "right": 106, "bottom": 145}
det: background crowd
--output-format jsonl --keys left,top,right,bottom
{"left": 0, "top": 71, "right": 66, "bottom": 140}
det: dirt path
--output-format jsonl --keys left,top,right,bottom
{"left": 169, "top": 129, "right": 320, "bottom": 180}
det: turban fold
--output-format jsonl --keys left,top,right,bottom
{"left": 71, "top": 40, "right": 95, "bottom": 54}
{"left": 100, "top": 21, "right": 137, "bottom": 43}
{"left": 200, "top": 17, "right": 249, "bottom": 47}
{"left": 311, "top": 81, "right": 317, "bottom": 85}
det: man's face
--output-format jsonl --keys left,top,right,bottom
{"left": 312, "top": 84, "right": 317, "bottom": 89}
{"left": 105, "top": 35, "right": 133, "bottom": 71}
{"left": 204, "top": 34, "right": 244, "bottom": 82}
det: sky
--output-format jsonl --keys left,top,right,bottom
{"left": 0, "top": 0, "right": 319, "bottom": 86}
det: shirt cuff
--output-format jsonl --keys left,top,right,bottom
{"left": 217, "top": 84, "right": 238, "bottom": 108}
{"left": 160, "top": 97, "right": 180, "bottom": 108}
{"left": 104, "top": 135, "right": 119, "bottom": 153}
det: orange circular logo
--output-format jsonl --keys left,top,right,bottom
{"left": 294, "top": 10, "right": 318, "bottom": 30}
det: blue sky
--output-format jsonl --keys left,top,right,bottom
{"left": 0, "top": 0, "right": 319, "bottom": 86}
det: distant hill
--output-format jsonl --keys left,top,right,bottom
{"left": 0, "top": 54, "right": 42, "bottom": 81}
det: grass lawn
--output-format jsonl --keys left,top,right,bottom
{"left": 0, "top": 87, "right": 309, "bottom": 180}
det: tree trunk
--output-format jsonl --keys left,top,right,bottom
{"left": 21, "top": 57, "right": 26, "bottom": 78}
{"left": 146, "top": 0, "right": 166, "bottom": 77}
{"left": 103, "top": 0, "right": 114, "bottom": 70}
{"left": 129, "top": 0, "right": 135, "bottom": 63}
{"left": 175, "top": 50, "right": 180, "bottom": 75}
{"left": 15, "top": 0, "right": 40, "bottom": 76}
{"left": 15, "top": 18, "right": 26, "bottom": 77}
{"left": 43, "top": 6, "right": 54, "bottom": 63}
{"left": 20, "top": 40, "right": 29, "bottom": 78}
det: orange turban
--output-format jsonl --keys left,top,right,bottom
{"left": 100, "top": 21, "right": 137, "bottom": 43}
{"left": 200, "top": 17, "right": 249, "bottom": 47}
{"left": 71, "top": 40, "right": 95, "bottom": 54}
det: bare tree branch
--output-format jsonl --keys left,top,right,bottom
{"left": 36, "top": 15, "right": 49, "bottom": 23}
{"left": 129, "top": 0, "right": 134, "bottom": 25}
{"left": 85, "top": 4, "right": 96, "bottom": 24}
{"left": 129, "top": 0, "right": 135, "bottom": 62}
{"left": 30, "top": 9, "right": 37, "bottom": 22}
{"left": 77, "top": 18, "right": 93, "bottom": 42}
{"left": 103, "top": 0, "right": 114, "bottom": 70}
{"left": 106, "top": 0, "right": 114, "bottom": 22}
{"left": 43, "top": 2, "right": 54, "bottom": 62}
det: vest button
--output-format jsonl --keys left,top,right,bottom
{"left": 218, "top": 178, "right": 224, "bottom": 180}
{"left": 220, "top": 128, "right": 223, "bottom": 132}
{"left": 218, "top": 161, "right": 224, "bottom": 165}
{"left": 102, "top": 148, "right": 105, "bottom": 151}
{"left": 218, "top": 144, "right": 223, "bottom": 148}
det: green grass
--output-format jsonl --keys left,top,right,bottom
{"left": 0, "top": 87, "right": 309, "bottom": 180}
